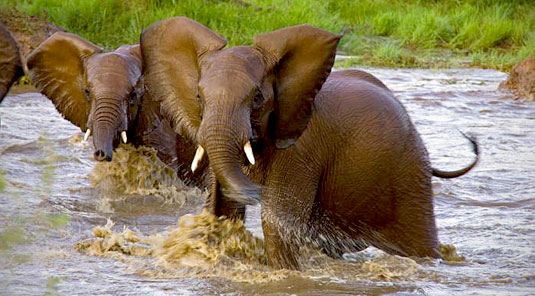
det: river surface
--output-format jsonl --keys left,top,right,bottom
{"left": 0, "top": 67, "right": 534, "bottom": 295}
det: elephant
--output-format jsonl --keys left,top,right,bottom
{"left": 27, "top": 32, "right": 208, "bottom": 187}
{"left": 0, "top": 23, "right": 25, "bottom": 104}
{"left": 140, "top": 17, "right": 479, "bottom": 269}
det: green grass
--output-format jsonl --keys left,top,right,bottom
{"left": 2, "top": 0, "right": 534, "bottom": 70}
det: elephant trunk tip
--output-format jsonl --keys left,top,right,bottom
{"left": 221, "top": 184, "right": 262, "bottom": 206}
{"left": 94, "top": 149, "right": 112, "bottom": 162}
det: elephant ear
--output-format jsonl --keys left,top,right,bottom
{"left": 141, "top": 17, "right": 227, "bottom": 142}
{"left": 27, "top": 32, "right": 102, "bottom": 130}
{"left": 0, "top": 24, "right": 25, "bottom": 101}
{"left": 254, "top": 25, "right": 341, "bottom": 148}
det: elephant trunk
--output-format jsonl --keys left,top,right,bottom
{"left": 91, "top": 99, "right": 127, "bottom": 162}
{"left": 200, "top": 109, "right": 261, "bottom": 206}
{"left": 93, "top": 124, "right": 114, "bottom": 162}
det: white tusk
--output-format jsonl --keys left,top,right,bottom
{"left": 83, "top": 129, "right": 91, "bottom": 142}
{"left": 121, "top": 131, "right": 127, "bottom": 143}
{"left": 191, "top": 146, "right": 205, "bottom": 173}
{"left": 244, "top": 141, "right": 255, "bottom": 165}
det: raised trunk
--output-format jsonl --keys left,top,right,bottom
{"left": 201, "top": 111, "right": 261, "bottom": 206}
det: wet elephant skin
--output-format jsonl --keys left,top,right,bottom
{"left": 140, "top": 17, "right": 478, "bottom": 269}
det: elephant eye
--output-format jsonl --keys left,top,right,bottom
{"left": 196, "top": 94, "right": 205, "bottom": 110}
{"left": 84, "top": 88, "right": 91, "bottom": 102}
{"left": 129, "top": 90, "right": 137, "bottom": 105}
{"left": 252, "top": 89, "right": 264, "bottom": 108}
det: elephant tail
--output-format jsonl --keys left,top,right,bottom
{"left": 432, "top": 132, "right": 479, "bottom": 179}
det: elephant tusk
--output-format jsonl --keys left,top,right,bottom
{"left": 121, "top": 131, "right": 127, "bottom": 143}
{"left": 191, "top": 145, "right": 205, "bottom": 173}
{"left": 83, "top": 129, "right": 91, "bottom": 142}
{"left": 244, "top": 141, "right": 255, "bottom": 165}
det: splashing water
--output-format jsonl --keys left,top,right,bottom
{"left": 89, "top": 144, "right": 206, "bottom": 206}
{"left": 75, "top": 211, "right": 291, "bottom": 283}
{"left": 75, "top": 211, "right": 434, "bottom": 284}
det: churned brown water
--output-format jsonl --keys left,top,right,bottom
{"left": 0, "top": 67, "right": 533, "bottom": 295}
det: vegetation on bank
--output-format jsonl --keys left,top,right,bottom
{"left": 1, "top": 0, "right": 534, "bottom": 70}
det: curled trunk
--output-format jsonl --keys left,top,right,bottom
{"left": 201, "top": 111, "right": 261, "bottom": 206}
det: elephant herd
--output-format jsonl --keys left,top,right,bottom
{"left": 0, "top": 17, "right": 479, "bottom": 270}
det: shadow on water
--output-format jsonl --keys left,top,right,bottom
{"left": 0, "top": 67, "right": 534, "bottom": 295}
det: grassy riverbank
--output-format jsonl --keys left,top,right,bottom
{"left": 2, "top": 0, "right": 534, "bottom": 70}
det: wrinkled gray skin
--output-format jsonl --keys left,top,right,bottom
{"left": 27, "top": 32, "right": 208, "bottom": 187}
{"left": 141, "top": 17, "right": 479, "bottom": 269}
{"left": 0, "top": 24, "right": 25, "bottom": 103}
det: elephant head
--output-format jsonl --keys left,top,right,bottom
{"left": 141, "top": 17, "right": 340, "bottom": 205}
{"left": 27, "top": 32, "right": 142, "bottom": 161}
{"left": 0, "top": 24, "right": 25, "bottom": 103}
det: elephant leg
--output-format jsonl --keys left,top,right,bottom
{"left": 261, "top": 208, "right": 300, "bottom": 270}
{"left": 373, "top": 224, "right": 440, "bottom": 258}
{"left": 258, "top": 149, "right": 324, "bottom": 269}
{"left": 370, "top": 189, "right": 440, "bottom": 259}
{"left": 204, "top": 172, "right": 245, "bottom": 221}
{"left": 310, "top": 211, "right": 369, "bottom": 259}
{"left": 260, "top": 176, "right": 321, "bottom": 269}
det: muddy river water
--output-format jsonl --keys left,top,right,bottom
{"left": 0, "top": 67, "right": 534, "bottom": 295}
